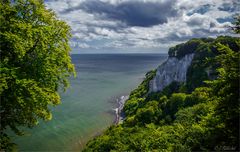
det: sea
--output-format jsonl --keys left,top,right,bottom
{"left": 14, "top": 53, "right": 167, "bottom": 151}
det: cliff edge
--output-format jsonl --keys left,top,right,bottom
{"left": 149, "top": 53, "right": 194, "bottom": 92}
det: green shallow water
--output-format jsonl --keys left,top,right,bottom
{"left": 14, "top": 54, "right": 167, "bottom": 151}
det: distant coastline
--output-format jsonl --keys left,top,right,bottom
{"left": 71, "top": 53, "right": 168, "bottom": 55}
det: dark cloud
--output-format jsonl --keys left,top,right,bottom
{"left": 62, "top": 0, "right": 179, "bottom": 27}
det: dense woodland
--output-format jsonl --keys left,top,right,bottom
{"left": 84, "top": 35, "right": 240, "bottom": 151}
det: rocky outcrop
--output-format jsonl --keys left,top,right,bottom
{"left": 149, "top": 54, "right": 194, "bottom": 92}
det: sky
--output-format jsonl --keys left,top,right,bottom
{"left": 44, "top": 0, "right": 239, "bottom": 54}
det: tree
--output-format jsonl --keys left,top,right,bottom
{"left": 0, "top": 0, "right": 75, "bottom": 150}
{"left": 208, "top": 43, "right": 240, "bottom": 147}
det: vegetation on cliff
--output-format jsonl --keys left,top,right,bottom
{"left": 84, "top": 35, "right": 239, "bottom": 151}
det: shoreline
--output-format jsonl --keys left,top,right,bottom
{"left": 114, "top": 95, "right": 129, "bottom": 124}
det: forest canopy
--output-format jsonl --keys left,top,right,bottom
{"left": 84, "top": 30, "right": 240, "bottom": 151}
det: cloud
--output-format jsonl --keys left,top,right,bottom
{"left": 44, "top": 0, "right": 239, "bottom": 53}
{"left": 70, "top": 42, "right": 91, "bottom": 48}
{"left": 66, "top": 0, "right": 179, "bottom": 27}
{"left": 218, "top": 1, "right": 240, "bottom": 12}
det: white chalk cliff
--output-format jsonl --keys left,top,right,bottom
{"left": 149, "top": 54, "right": 194, "bottom": 92}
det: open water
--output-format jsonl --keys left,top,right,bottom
{"left": 15, "top": 54, "right": 167, "bottom": 151}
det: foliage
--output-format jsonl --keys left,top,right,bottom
{"left": 207, "top": 43, "right": 240, "bottom": 147}
{"left": 167, "top": 35, "right": 240, "bottom": 92}
{"left": 168, "top": 39, "right": 203, "bottom": 59}
{"left": 123, "top": 70, "right": 156, "bottom": 116}
{"left": 0, "top": 0, "right": 75, "bottom": 150}
{"left": 84, "top": 35, "right": 239, "bottom": 151}
{"left": 186, "top": 36, "right": 239, "bottom": 91}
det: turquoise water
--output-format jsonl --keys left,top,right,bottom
{"left": 15, "top": 54, "right": 167, "bottom": 151}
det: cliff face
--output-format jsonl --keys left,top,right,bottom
{"left": 149, "top": 54, "right": 194, "bottom": 92}
{"left": 83, "top": 36, "right": 240, "bottom": 152}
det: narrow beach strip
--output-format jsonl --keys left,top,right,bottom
{"left": 114, "top": 95, "right": 129, "bottom": 124}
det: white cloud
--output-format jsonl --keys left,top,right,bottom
{"left": 44, "top": 0, "right": 239, "bottom": 53}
